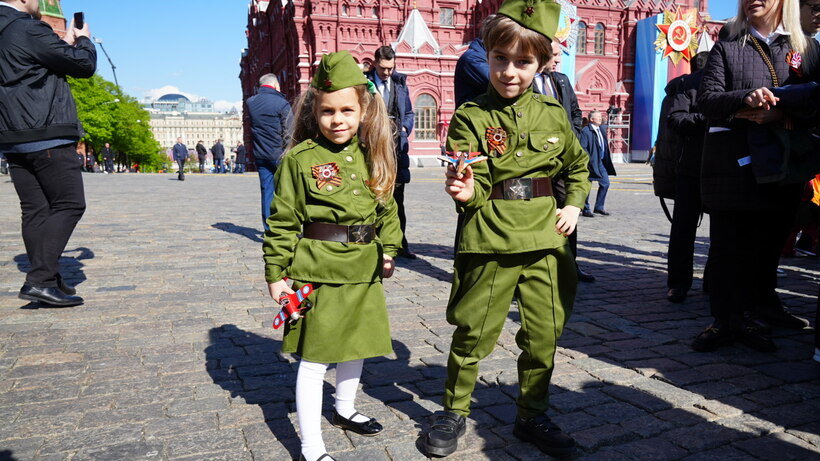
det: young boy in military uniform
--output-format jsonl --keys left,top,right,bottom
{"left": 424, "top": 0, "right": 590, "bottom": 457}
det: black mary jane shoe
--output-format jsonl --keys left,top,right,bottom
{"left": 299, "top": 454, "right": 336, "bottom": 461}
{"left": 331, "top": 409, "right": 383, "bottom": 436}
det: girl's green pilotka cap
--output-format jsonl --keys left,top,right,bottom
{"left": 497, "top": 0, "right": 561, "bottom": 41}
{"left": 311, "top": 51, "right": 369, "bottom": 92}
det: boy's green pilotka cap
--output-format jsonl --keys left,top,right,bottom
{"left": 497, "top": 0, "right": 561, "bottom": 41}
{"left": 311, "top": 51, "right": 369, "bottom": 92}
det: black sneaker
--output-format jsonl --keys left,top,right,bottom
{"left": 513, "top": 414, "right": 577, "bottom": 458}
{"left": 692, "top": 323, "right": 734, "bottom": 352}
{"left": 424, "top": 411, "right": 466, "bottom": 457}
{"left": 737, "top": 318, "right": 777, "bottom": 352}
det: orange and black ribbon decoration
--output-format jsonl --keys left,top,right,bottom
{"left": 311, "top": 162, "right": 342, "bottom": 189}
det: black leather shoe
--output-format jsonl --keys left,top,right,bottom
{"left": 299, "top": 454, "right": 336, "bottom": 461}
{"left": 594, "top": 209, "right": 610, "bottom": 216}
{"left": 737, "top": 317, "right": 777, "bottom": 352}
{"left": 577, "top": 268, "right": 596, "bottom": 283}
{"left": 55, "top": 274, "right": 76, "bottom": 295}
{"left": 424, "top": 411, "right": 466, "bottom": 457}
{"left": 581, "top": 210, "right": 595, "bottom": 218}
{"left": 692, "top": 323, "right": 734, "bottom": 352}
{"left": 757, "top": 307, "right": 810, "bottom": 330}
{"left": 19, "top": 284, "right": 83, "bottom": 307}
{"left": 667, "top": 288, "right": 687, "bottom": 303}
{"left": 514, "top": 414, "right": 577, "bottom": 458}
{"left": 331, "top": 409, "right": 383, "bottom": 436}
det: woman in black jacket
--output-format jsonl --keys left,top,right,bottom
{"left": 695, "top": 0, "right": 813, "bottom": 352}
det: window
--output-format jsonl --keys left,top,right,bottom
{"left": 342, "top": 4, "right": 348, "bottom": 15}
{"left": 577, "top": 22, "right": 587, "bottom": 54}
{"left": 372, "top": 6, "right": 378, "bottom": 18}
{"left": 594, "top": 23, "right": 605, "bottom": 55}
{"left": 440, "top": 8, "right": 454, "bottom": 26}
{"left": 414, "top": 94, "right": 438, "bottom": 141}
{"left": 357, "top": 5, "right": 363, "bottom": 16}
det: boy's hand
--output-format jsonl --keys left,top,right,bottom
{"left": 444, "top": 164, "right": 474, "bottom": 202}
{"left": 555, "top": 205, "right": 580, "bottom": 236}
{"left": 382, "top": 255, "right": 395, "bottom": 278}
{"left": 268, "top": 279, "right": 294, "bottom": 301}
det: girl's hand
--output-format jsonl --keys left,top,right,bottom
{"left": 744, "top": 88, "right": 778, "bottom": 110}
{"left": 268, "top": 279, "right": 294, "bottom": 301}
{"left": 382, "top": 255, "right": 395, "bottom": 278}
{"left": 444, "top": 164, "right": 475, "bottom": 202}
{"left": 556, "top": 205, "right": 581, "bottom": 236}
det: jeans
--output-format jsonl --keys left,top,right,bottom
{"left": 214, "top": 158, "right": 225, "bottom": 173}
{"left": 583, "top": 169, "right": 610, "bottom": 213}
{"left": 256, "top": 159, "right": 277, "bottom": 231}
{"left": 235, "top": 163, "right": 245, "bottom": 174}
{"left": 6, "top": 145, "right": 86, "bottom": 287}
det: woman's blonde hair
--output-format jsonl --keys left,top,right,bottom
{"left": 288, "top": 85, "right": 396, "bottom": 203}
{"left": 731, "top": 0, "right": 807, "bottom": 53}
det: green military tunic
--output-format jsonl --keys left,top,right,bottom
{"left": 263, "top": 135, "right": 402, "bottom": 363}
{"left": 443, "top": 86, "right": 590, "bottom": 419}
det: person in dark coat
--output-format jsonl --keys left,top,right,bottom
{"left": 0, "top": 1, "right": 95, "bottom": 307}
{"left": 579, "top": 110, "right": 616, "bottom": 216}
{"left": 246, "top": 73, "right": 292, "bottom": 230}
{"left": 365, "top": 45, "right": 416, "bottom": 258}
{"left": 694, "top": 2, "right": 812, "bottom": 353}
{"left": 454, "top": 38, "right": 489, "bottom": 108}
{"left": 101, "top": 142, "right": 114, "bottom": 174}
{"left": 195, "top": 140, "right": 207, "bottom": 173}
{"left": 211, "top": 139, "right": 225, "bottom": 173}
{"left": 172, "top": 137, "right": 187, "bottom": 181}
{"left": 533, "top": 40, "right": 594, "bottom": 282}
{"left": 665, "top": 53, "right": 710, "bottom": 303}
{"left": 234, "top": 141, "right": 246, "bottom": 174}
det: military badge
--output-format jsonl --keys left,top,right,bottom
{"left": 485, "top": 127, "right": 508, "bottom": 155}
{"left": 311, "top": 162, "right": 342, "bottom": 189}
{"left": 787, "top": 50, "right": 803, "bottom": 78}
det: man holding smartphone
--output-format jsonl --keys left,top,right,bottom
{"left": 0, "top": 0, "right": 96, "bottom": 307}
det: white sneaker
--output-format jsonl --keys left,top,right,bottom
{"left": 814, "top": 347, "right": 820, "bottom": 363}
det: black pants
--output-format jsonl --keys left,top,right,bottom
{"left": 177, "top": 159, "right": 186, "bottom": 179}
{"left": 6, "top": 145, "right": 86, "bottom": 288}
{"left": 707, "top": 185, "right": 801, "bottom": 323}
{"left": 394, "top": 182, "right": 409, "bottom": 251}
{"left": 198, "top": 157, "right": 206, "bottom": 173}
{"left": 104, "top": 159, "right": 114, "bottom": 173}
{"left": 667, "top": 175, "right": 702, "bottom": 291}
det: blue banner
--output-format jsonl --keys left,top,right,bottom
{"left": 633, "top": 14, "right": 668, "bottom": 153}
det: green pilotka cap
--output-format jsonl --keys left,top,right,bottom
{"left": 497, "top": 0, "right": 561, "bottom": 41}
{"left": 311, "top": 51, "right": 369, "bottom": 92}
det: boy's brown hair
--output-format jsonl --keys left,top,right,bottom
{"left": 482, "top": 15, "right": 553, "bottom": 66}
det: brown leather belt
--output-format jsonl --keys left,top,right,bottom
{"left": 489, "top": 177, "right": 553, "bottom": 200}
{"left": 303, "top": 222, "right": 375, "bottom": 244}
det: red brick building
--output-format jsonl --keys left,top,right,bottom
{"left": 240, "top": 0, "right": 721, "bottom": 162}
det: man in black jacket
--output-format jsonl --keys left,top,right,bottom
{"left": 211, "top": 139, "right": 225, "bottom": 173}
{"left": 101, "top": 142, "right": 114, "bottom": 174}
{"left": 234, "top": 141, "right": 246, "bottom": 174}
{"left": 195, "top": 140, "right": 207, "bottom": 173}
{"left": 246, "top": 73, "right": 292, "bottom": 230}
{"left": 0, "top": 0, "right": 95, "bottom": 307}
{"left": 366, "top": 46, "right": 416, "bottom": 258}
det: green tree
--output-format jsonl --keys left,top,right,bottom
{"left": 68, "top": 75, "right": 164, "bottom": 170}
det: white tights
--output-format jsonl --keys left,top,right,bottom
{"left": 296, "top": 359, "right": 367, "bottom": 461}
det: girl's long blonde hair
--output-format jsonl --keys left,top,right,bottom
{"left": 288, "top": 85, "right": 396, "bottom": 203}
{"left": 731, "top": 0, "right": 807, "bottom": 54}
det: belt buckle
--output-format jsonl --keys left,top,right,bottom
{"left": 347, "top": 225, "right": 372, "bottom": 244}
{"left": 503, "top": 177, "right": 533, "bottom": 200}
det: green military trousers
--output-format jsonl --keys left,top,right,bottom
{"left": 443, "top": 246, "right": 577, "bottom": 419}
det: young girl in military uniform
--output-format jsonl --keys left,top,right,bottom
{"left": 263, "top": 51, "right": 402, "bottom": 461}
{"left": 424, "top": 1, "right": 590, "bottom": 458}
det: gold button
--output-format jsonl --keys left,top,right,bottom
{"left": 520, "top": 133, "right": 526, "bottom": 140}
{"left": 351, "top": 173, "right": 357, "bottom": 180}
{"left": 326, "top": 185, "right": 333, "bottom": 191}
{"left": 516, "top": 151, "right": 523, "bottom": 157}
{"left": 517, "top": 111, "right": 524, "bottom": 118}
{"left": 345, "top": 156, "right": 353, "bottom": 162}
{"left": 307, "top": 140, "right": 313, "bottom": 144}
{"left": 353, "top": 189, "right": 360, "bottom": 196}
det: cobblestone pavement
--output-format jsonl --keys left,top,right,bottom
{"left": 0, "top": 165, "right": 818, "bottom": 461}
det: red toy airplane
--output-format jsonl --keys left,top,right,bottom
{"left": 438, "top": 147, "right": 488, "bottom": 174}
{"left": 272, "top": 282, "right": 314, "bottom": 329}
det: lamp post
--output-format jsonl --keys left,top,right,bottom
{"left": 93, "top": 36, "right": 120, "bottom": 90}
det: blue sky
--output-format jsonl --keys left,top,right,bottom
{"left": 58, "top": 1, "right": 736, "bottom": 111}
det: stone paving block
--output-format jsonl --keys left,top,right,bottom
{"left": 550, "top": 388, "right": 614, "bottom": 413}
{"left": 599, "top": 384, "right": 673, "bottom": 413}
{"left": 628, "top": 377, "right": 703, "bottom": 408}
{"left": 754, "top": 400, "right": 820, "bottom": 428}
{"left": 144, "top": 413, "right": 220, "bottom": 439}
{"left": 611, "top": 438, "right": 688, "bottom": 460}
{"left": 78, "top": 403, "right": 166, "bottom": 429}
{"left": 679, "top": 445, "right": 759, "bottom": 461}
{"left": 72, "top": 441, "right": 164, "bottom": 461}
{"left": 583, "top": 402, "right": 645, "bottom": 425}
{"left": 572, "top": 423, "right": 638, "bottom": 450}
{"left": 39, "top": 424, "right": 143, "bottom": 455}
{"left": 661, "top": 421, "right": 752, "bottom": 452}
{"left": 170, "top": 450, "right": 253, "bottom": 461}
{"left": 0, "top": 437, "right": 44, "bottom": 460}
{"left": 164, "top": 428, "right": 247, "bottom": 459}
{"left": 733, "top": 431, "right": 820, "bottom": 460}
{"left": 787, "top": 421, "right": 820, "bottom": 448}
{"left": 617, "top": 414, "right": 676, "bottom": 438}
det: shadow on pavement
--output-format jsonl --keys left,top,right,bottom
{"left": 211, "top": 222, "right": 263, "bottom": 243}
{"left": 0, "top": 450, "right": 17, "bottom": 461}
{"left": 395, "top": 243, "right": 454, "bottom": 283}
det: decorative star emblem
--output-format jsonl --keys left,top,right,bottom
{"left": 509, "top": 182, "right": 528, "bottom": 199}
{"left": 350, "top": 226, "right": 370, "bottom": 243}
{"left": 524, "top": 6, "right": 535, "bottom": 16}
{"left": 655, "top": 7, "right": 700, "bottom": 65}
{"left": 323, "top": 79, "right": 333, "bottom": 89}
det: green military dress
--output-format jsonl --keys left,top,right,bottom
{"left": 263, "top": 135, "right": 402, "bottom": 363}
{"left": 443, "top": 86, "right": 591, "bottom": 419}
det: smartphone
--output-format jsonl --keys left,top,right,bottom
{"left": 73, "top": 12, "right": 84, "bottom": 29}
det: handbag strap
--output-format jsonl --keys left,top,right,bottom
{"left": 749, "top": 35, "right": 780, "bottom": 87}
